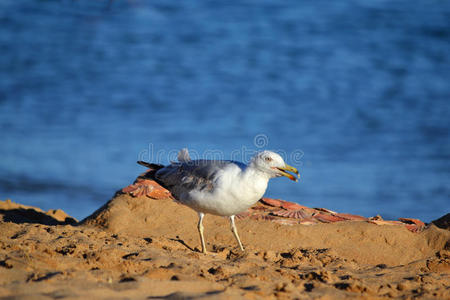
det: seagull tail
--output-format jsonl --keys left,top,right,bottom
{"left": 177, "top": 148, "right": 191, "bottom": 162}
{"left": 137, "top": 161, "right": 164, "bottom": 170}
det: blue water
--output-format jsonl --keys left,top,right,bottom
{"left": 0, "top": 0, "right": 449, "bottom": 222}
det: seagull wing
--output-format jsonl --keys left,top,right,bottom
{"left": 154, "top": 160, "right": 245, "bottom": 199}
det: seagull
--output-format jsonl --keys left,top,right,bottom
{"left": 137, "top": 148, "right": 299, "bottom": 254}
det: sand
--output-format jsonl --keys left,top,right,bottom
{"left": 0, "top": 193, "right": 449, "bottom": 299}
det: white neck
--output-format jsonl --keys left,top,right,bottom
{"left": 235, "top": 163, "right": 271, "bottom": 205}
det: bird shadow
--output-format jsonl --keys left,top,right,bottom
{"left": 147, "top": 290, "right": 224, "bottom": 300}
{"left": 169, "top": 237, "right": 197, "bottom": 252}
{"left": 0, "top": 208, "right": 77, "bottom": 226}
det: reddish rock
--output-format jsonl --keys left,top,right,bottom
{"left": 336, "top": 213, "right": 367, "bottom": 221}
{"left": 399, "top": 218, "right": 425, "bottom": 227}
{"left": 272, "top": 209, "right": 313, "bottom": 219}
{"left": 314, "top": 213, "right": 347, "bottom": 223}
{"left": 404, "top": 224, "right": 423, "bottom": 233}
{"left": 280, "top": 201, "right": 310, "bottom": 211}
{"left": 314, "top": 207, "right": 338, "bottom": 214}
{"left": 260, "top": 198, "right": 284, "bottom": 208}
{"left": 122, "top": 179, "right": 172, "bottom": 200}
{"left": 250, "top": 215, "right": 277, "bottom": 221}
{"left": 260, "top": 198, "right": 311, "bottom": 211}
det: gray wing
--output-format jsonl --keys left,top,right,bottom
{"left": 154, "top": 160, "right": 245, "bottom": 199}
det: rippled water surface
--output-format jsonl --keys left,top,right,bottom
{"left": 1, "top": 0, "right": 449, "bottom": 221}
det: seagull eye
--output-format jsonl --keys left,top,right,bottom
{"left": 265, "top": 157, "right": 272, "bottom": 162}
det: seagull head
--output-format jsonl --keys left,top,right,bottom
{"left": 250, "top": 151, "right": 299, "bottom": 181}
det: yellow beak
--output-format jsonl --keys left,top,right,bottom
{"left": 276, "top": 164, "right": 299, "bottom": 182}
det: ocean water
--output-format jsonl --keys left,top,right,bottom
{"left": 0, "top": 0, "right": 449, "bottom": 222}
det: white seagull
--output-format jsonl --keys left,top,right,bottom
{"left": 138, "top": 148, "right": 299, "bottom": 254}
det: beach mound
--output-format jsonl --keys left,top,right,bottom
{"left": 82, "top": 193, "right": 448, "bottom": 266}
{"left": 0, "top": 194, "right": 449, "bottom": 299}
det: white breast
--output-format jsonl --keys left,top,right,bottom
{"left": 183, "top": 163, "right": 270, "bottom": 216}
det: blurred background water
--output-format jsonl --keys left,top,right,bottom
{"left": 0, "top": 0, "right": 449, "bottom": 221}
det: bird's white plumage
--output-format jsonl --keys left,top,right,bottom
{"left": 156, "top": 149, "right": 287, "bottom": 217}
{"left": 187, "top": 162, "right": 268, "bottom": 216}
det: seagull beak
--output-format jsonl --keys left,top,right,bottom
{"left": 276, "top": 164, "right": 299, "bottom": 182}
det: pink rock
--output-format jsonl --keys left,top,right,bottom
{"left": 335, "top": 213, "right": 367, "bottom": 221}
{"left": 260, "top": 198, "right": 284, "bottom": 208}
{"left": 122, "top": 179, "right": 172, "bottom": 200}
{"left": 398, "top": 218, "right": 425, "bottom": 227}
{"left": 280, "top": 201, "right": 310, "bottom": 211}
{"left": 314, "top": 207, "right": 338, "bottom": 214}
{"left": 261, "top": 198, "right": 310, "bottom": 211}
{"left": 314, "top": 213, "right": 347, "bottom": 223}
{"left": 404, "top": 224, "right": 423, "bottom": 233}
{"left": 272, "top": 209, "right": 313, "bottom": 219}
{"left": 249, "top": 214, "right": 277, "bottom": 221}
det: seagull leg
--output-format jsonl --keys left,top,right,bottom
{"left": 230, "top": 215, "right": 245, "bottom": 251}
{"left": 197, "top": 212, "right": 207, "bottom": 254}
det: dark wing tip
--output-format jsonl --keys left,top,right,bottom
{"left": 137, "top": 161, "right": 165, "bottom": 170}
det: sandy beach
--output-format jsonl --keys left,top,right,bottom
{"left": 0, "top": 183, "right": 449, "bottom": 300}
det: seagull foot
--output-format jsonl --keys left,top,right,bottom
{"left": 194, "top": 247, "right": 208, "bottom": 254}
